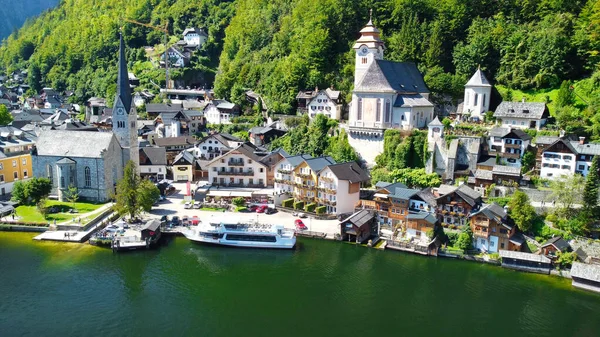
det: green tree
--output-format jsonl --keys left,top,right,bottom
{"left": 11, "top": 181, "right": 27, "bottom": 204}
{"left": 137, "top": 179, "right": 160, "bottom": 213}
{"left": 24, "top": 177, "right": 52, "bottom": 205}
{"left": 115, "top": 161, "right": 141, "bottom": 219}
{"left": 549, "top": 174, "right": 585, "bottom": 218}
{"left": 555, "top": 251, "right": 578, "bottom": 269}
{"left": 555, "top": 80, "right": 575, "bottom": 107}
{"left": 456, "top": 226, "right": 473, "bottom": 252}
{"left": 389, "top": 168, "right": 442, "bottom": 189}
{"left": 327, "top": 129, "right": 359, "bottom": 163}
{"left": 521, "top": 151, "right": 536, "bottom": 174}
{"left": 232, "top": 197, "right": 246, "bottom": 207}
{"left": 64, "top": 185, "right": 79, "bottom": 206}
{"left": 307, "top": 114, "right": 331, "bottom": 157}
{"left": 507, "top": 191, "right": 536, "bottom": 232}
{"left": 0, "top": 105, "right": 14, "bottom": 126}
{"left": 583, "top": 155, "right": 600, "bottom": 212}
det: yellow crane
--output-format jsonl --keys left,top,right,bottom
{"left": 124, "top": 18, "right": 172, "bottom": 89}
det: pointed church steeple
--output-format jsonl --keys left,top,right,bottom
{"left": 114, "top": 33, "right": 132, "bottom": 113}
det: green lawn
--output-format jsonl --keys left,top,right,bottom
{"left": 15, "top": 201, "right": 105, "bottom": 224}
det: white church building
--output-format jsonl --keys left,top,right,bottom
{"left": 347, "top": 14, "right": 434, "bottom": 164}
{"left": 458, "top": 66, "right": 492, "bottom": 120}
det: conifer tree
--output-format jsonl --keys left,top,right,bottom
{"left": 583, "top": 155, "right": 600, "bottom": 212}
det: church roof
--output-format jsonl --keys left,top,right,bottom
{"left": 428, "top": 116, "right": 443, "bottom": 127}
{"left": 355, "top": 60, "right": 429, "bottom": 94}
{"left": 393, "top": 94, "right": 433, "bottom": 107}
{"left": 465, "top": 67, "right": 491, "bottom": 87}
{"left": 35, "top": 130, "right": 116, "bottom": 158}
{"left": 114, "top": 33, "right": 133, "bottom": 113}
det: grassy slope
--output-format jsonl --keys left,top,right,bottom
{"left": 15, "top": 201, "right": 104, "bottom": 223}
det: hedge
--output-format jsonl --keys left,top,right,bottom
{"left": 294, "top": 201, "right": 304, "bottom": 210}
{"left": 305, "top": 203, "right": 316, "bottom": 213}
{"left": 315, "top": 206, "right": 326, "bottom": 214}
{"left": 282, "top": 198, "right": 294, "bottom": 208}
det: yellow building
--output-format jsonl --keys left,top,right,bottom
{"left": 0, "top": 127, "right": 35, "bottom": 196}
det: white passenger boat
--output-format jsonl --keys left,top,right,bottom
{"left": 181, "top": 219, "right": 296, "bottom": 249}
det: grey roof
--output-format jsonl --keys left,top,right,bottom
{"left": 182, "top": 100, "right": 208, "bottom": 110}
{"left": 509, "top": 233, "right": 525, "bottom": 246}
{"left": 343, "top": 209, "right": 375, "bottom": 229}
{"left": 234, "top": 143, "right": 269, "bottom": 164}
{"left": 500, "top": 250, "right": 551, "bottom": 263}
{"left": 417, "top": 188, "right": 437, "bottom": 207}
{"left": 216, "top": 101, "right": 236, "bottom": 110}
{"left": 455, "top": 184, "right": 482, "bottom": 206}
{"left": 35, "top": 130, "right": 116, "bottom": 158}
{"left": 173, "top": 150, "right": 195, "bottom": 165}
{"left": 535, "top": 136, "right": 560, "bottom": 145}
{"left": 571, "top": 262, "right": 600, "bottom": 282}
{"left": 146, "top": 103, "right": 183, "bottom": 113}
{"left": 428, "top": 116, "right": 443, "bottom": 127}
{"left": 570, "top": 142, "right": 600, "bottom": 156}
{"left": 377, "top": 181, "right": 408, "bottom": 193}
{"left": 284, "top": 154, "right": 313, "bottom": 168}
{"left": 355, "top": 60, "right": 429, "bottom": 94}
{"left": 153, "top": 136, "right": 196, "bottom": 147}
{"left": 494, "top": 101, "right": 548, "bottom": 120}
{"left": 436, "top": 184, "right": 458, "bottom": 196}
{"left": 541, "top": 236, "right": 570, "bottom": 252}
{"left": 182, "top": 27, "right": 207, "bottom": 37}
{"left": 140, "top": 147, "right": 167, "bottom": 166}
{"left": 489, "top": 127, "right": 511, "bottom": 137}
{"left": 465, "top": 68, "right": 491, "bottom": 87}
{"left": 114, "top": 34, "right": 132, "bottom": 113}
{"left": 407, "top": 212, "right": 437, "bottom": 224}
{"left": 472, "top": 202, "right": 506, "bottom": 223}
{"left": 304, "top": 156, "right": 336, "bottom": 172}
{"left": 393, "top": 94, "right": 433, "bottom": 107}
{"left": 504, "top": 129, "right": 532, "bottom": 141}
{"left": 492, "top": 165, "right": 521, "bottom": 177}
{"left": 325, "top": 162, "right": 370, "bottom": 183}
{"left": 142, "top": 219, "right": 161, "bottom": 231}
{"left": 389, "top": 187, "right": 420, "bottom": 200}
{"left": 475, "top": 169, "right": 493, "bottom": 180}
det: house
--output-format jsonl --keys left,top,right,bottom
{"left": 541, "top": 236, "right": 571, "bottom": 257}
{"left": 470, "top": 203, "right": 523, "bottom": 253}
{"left": 274, "top": 154, "right": 314, "bottom": 195}
{"left": 316, "top": 162, "right": 370, "bottom": 215}
{"left": 570, "top": 262, "right": 600, "bottom": 293}
{"left": 206, "top": 143, "right": 270, "bottom": 188}
{"left": 533, "top": 135, "right": 560, "bottom": 172}
{"left": 296, "top": 87, "right": 343, "bottom": 120}
{"left": 248, "top": 126, "right": 286, "bottom": 147}
{"left": 500, "top": 250, "right": 552, "bottom": 274}
{"left": 340, "top": 210, "right": 377, "bottom": 243}
{"left": 139, "top": 147, "right": 167, "bottom": 181}
{"left": 434, "top": 184, "right": 482, "bottom": 228}
{"left": 32, "top": 130, "right": 124, "bottom": 202}
{"left": 141, "top": 219, "right": 161, "bottom": 242}
{"left": 204, "top": 100, "right": 240, "bottom": 124}
{"left": 182, "top": 27, "right": 208, "bottom": 47}
{"left": 539, "top": 138, "right": 600, "bottom": 180}
{"left": 283, "top": 156, "right": 336, "bottom": 206}
{"left": 161, "top": 46, "right": 190, "bottom": 68}
{"left": 160, "top": 88, "right": 212, "bottom": 103}
{"left": 41, "top": 88, "right": 63, "bottom": 109}
{"left": 156, "top": 111, "right": 191, "bottom": 138}
{"left": 347, "top": 15, "right": 433, "bottom": 163}
{"left": 0, "top": 127, "right": 35, "bottom": 196}
{"left": 458, "top": 66, "right": 492, "bottom": 120}
{"left": 259, "top": 148, "right": 288, "bottom": 187}
{"left": 153, "top": 136, "right": 196, "bottom": 164}
{"left": 133, "top": 90, "right": 155, "bottom": 107}
{"left": 172, "top": 150, "right": 201, "bottom": 182}
{"left": 145, "top": 103, "right": 184, "bottom": 119}
{"left": 487, "top": 127, "right": 532, "bottom": 168}
{"left": 191, "top": 133, "right": 244, "bottom": 161}
{"left": 493, "top": 100, "right": 549, "bottom": 130}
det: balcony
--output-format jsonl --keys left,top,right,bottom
{"left": 504, "top": 143, "right": 521, "bottom": 149}
{"left": 278, "top": 169, "right": 292, "bottom": 174}
{"left": 355, "top": 200, "right": 377, "bottom": 209}
{"left": 296, "top": 172, "right": 312, "bottom": 179}
{"left": 500, "top": 152, "right": 520, "bottom": 159}
{"left": 320, "top": 176, "right": 334, "bottom": 183}
{"left": 317, "top": 198, "right": 336, "bottom": 206}
{"left": 228, "top": 160, "right": 244, "bottom": 166}
{"left": 217, "top": 170, "right": 254, "bottom": 176}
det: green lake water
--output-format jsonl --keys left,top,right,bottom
{"left": 1, "top": 232, "right": 600, "bottom": 337}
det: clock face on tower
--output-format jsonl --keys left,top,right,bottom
{"left": 116, "top": 107, "right": 124, "bottom": 115}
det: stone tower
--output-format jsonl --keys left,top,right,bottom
{"left": 352, "top": 10, "right": 385, "bottom": 86}
{"left": 462, "top": 66, "right": 492, "bottom": 119}
{"left": 112, "top": 33, "right": 139, "bottom": 170}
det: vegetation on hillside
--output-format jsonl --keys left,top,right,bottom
{"left": 0, "top": 0, "right": 58, "bottom": 40}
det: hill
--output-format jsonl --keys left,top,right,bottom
{"left": 0, "top": 0, "right": 598, "bottom": 115}
{"left": 0, "top": 0, "right": 58, "bottom": 40}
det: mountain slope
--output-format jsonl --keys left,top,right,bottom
{"left": 0, "top": 0, "right": 59, "bottom": 40}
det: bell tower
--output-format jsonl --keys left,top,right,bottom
{"left": 112, "top": 33, "right": 139, "bottom": 170}
{"left": 353, "top": 9, "right": 385, "bottom": 86}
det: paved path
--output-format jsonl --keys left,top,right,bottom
{"left": 33, "top": 203, "right": 115, "bottom": 242}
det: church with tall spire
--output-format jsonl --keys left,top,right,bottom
{"left": 112, "top": 33, "right": 139, "bottom": 169}
{"left": 347, "top": 11, "right": 434, "bottom": 164}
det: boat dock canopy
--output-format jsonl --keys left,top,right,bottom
{"left": 143, "top": 219, "right": 161, "bottom": 231}
{"left": 499, "top": 250, "right": 551, "bottom": 263}
{"left": 571, "top": 262, "right": 600, "bottom": 283}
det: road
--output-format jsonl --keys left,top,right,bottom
{"left": 147, "top": 183, "right": 341, "bottom": 237}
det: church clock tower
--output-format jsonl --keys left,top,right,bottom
{"left": 353, "top": 10, "right": 385, "bottom": 86}
{"left": 112, "top": 33, "right": 139, "bottom": 170}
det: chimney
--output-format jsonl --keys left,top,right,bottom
{"left": 579, "top": 137, "right": 586, "bottom": 145}
{"left": 521, "top": 97, "right": 526, "bottom": 103}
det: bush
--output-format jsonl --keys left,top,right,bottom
{"left": 446, "top": 232, "right": 459, "bottom": 246}
{"left": 315, "top": 206, "right": 326, "bottom": 214}
{"left": 282, "top": 198, "right": 294, "bottom": 208}
{"left": 555, "top": 251, "right": 577, "bottom": 269}
{"left": 489, "top": 252, "right": 500, "bottom": 260}
{"left": 232, "top": 197, "right": 246, "bottom": 207}
{"left": 235, "top": 206, "right": 247, "bottom": 212}
{"left": 293, "top": 201, "right": 304, "bottom": 210}
{"left": 305, "top": 203, "right": 316, "bottom": 213}
{"left": 425, "top": 228, "right": 435, "bottom": 240}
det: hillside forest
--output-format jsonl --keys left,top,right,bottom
{"left": 0, "top": 0, "right": 599, "bottom": 136}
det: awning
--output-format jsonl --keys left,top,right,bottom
{"left": 206, "top": 190, "right": 253, "bottom": 198}
{"left": 252, "top": 189, "right": 275, "bottom": 196}
{"left": 230, "top": 191, "right": 253, "bottom": 197}
{"left": 374, "top": 193, "right": 388, "bottom": 199}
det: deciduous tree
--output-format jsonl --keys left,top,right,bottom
{"left": 0, "top": 105, "right": 14, "bottom": 126}
{"left": 507, "top": 190, "right": 536, "bottom": 232}
{"left": 115, "top": 161, "right": 159, "bottom": 219}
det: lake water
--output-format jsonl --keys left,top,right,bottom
{"left": 1, "top": 232, "right": 600, "bottom": 337}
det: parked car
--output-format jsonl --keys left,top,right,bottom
{"left": 190, "top": 216, "right": 200, "bottom": 226}
{"left": 170, "top": 216, "right": 180, "bottom": 226}
{"left": 193, "top": 203, "right": 201, "bottom": 209}
{"left": 182, "top": 216, "right": 189, "bottom": 226}
{"left": 295, "top": 219, "right": 307, "bottom": 231}
{"left": 265, "top": 207, "right": 277, "bottom": 215}
{"left": 298, "top": 212, "right": 307, "bottom": 218}
{"left": 160, "top": 215, "right": 169, "bottom": 223}
{"left": 248, "top": 204, "right": 258, "bottom": 212}
{"left": 184, "top": 202, "right": 192, "bottom": 209}
{"left": 256, "top": 205, "right": 267, "bottom": 213}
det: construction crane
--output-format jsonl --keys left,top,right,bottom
{"left": 124, "top": 18, "right": 172, "bottom": 89}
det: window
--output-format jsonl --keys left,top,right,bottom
{"left": 385, "top": 99, "right": 391, "bottom": 122}
{"left": 84, "top": 167, "right": 91, "bottom": 187}
{"left": 483, "top": 94, "right": 486, "bottom": 107}
{"left": 474, "top": 93, "right": 478, "bottom": 106}
{"left": 221, "top": 159, "right": 225, "bottom": 163}
{"left": 248, "top": 159, "right": 252, "bottom": 164}
{"left": 0, "top": 163, "right": 3, "bottom": 170}
{"left": 12, "top": 160, "right": 16, "bottom": 167}
{"left": 361, "top": 57, "right": 367, "bottom": 64}
{"left": 23, "top": 170, "right": 28, "bottom": 178}
{"left": 0, "top": 175, "right": 3, "bottom": 182}
{"left": 47, "top": 165, "right": 53, "bottom": 183}
{"left": 490, "top": 240, "right": 495, "bottom": 247}
{"left": 13, "top": 172, "right": 18, "bottom": 179}
{"left": 376, "top": 99, "right": 382, "bottom": 122}
{"left": 212, "top": 167, "right": 217, "bottom": 172}
{"left": 579, "top": 165, "right": 585, "bottom": 170}
{"left": 22, "top": 159, "right": 26, "bottom": 165}
{"left": 500, "top": 243, "right": 505, "bottom": 249}
{"left": 357, "top": 98, "right": 363, "bottom": 120}
{"left": 562, "top": 165, "right": 570, "bottom": 170}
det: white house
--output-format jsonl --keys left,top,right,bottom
{"left": 139, "top": 147, "right": 167, "bottom": 181}
{"left": 203, "top": 100, "right": 239, "bottom": 125}
{"left": 206, "top": 144, "right": 269, "bottom": 188}
{"left": 541, "top": 138, "right": 600, "bottom": 179}
{"left": 460, "top": 67, "right": 492, "bottom": 120}
{"left": 488, "top": 127, "right": 532, "bottom": 168}
{"left": 316, "top": 162, "right": 370, "bottom": 215}
{"left": 346, "top": 15, "right": 433, "bottom": 164}
{"left": 182, "top": 27, "right": 208, "bottom": 47}
{"left": 296, "top": 88, "right": 342, "bottom": 120}
{"left": 493, "top": 100, "right": 549, "bottom": 130}
{"left": 162, "top": 46, "right": 189, "bottom": 68}
{"left": 192, "top": 133, "right": 244, "bottom": 161}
